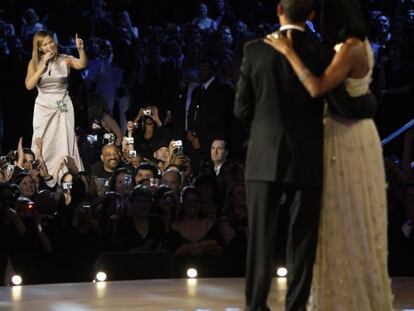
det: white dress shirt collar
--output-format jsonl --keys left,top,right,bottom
{"left": 214, "top": 163, "right": 223, "bottom": 176}
{"left": 279, "top": 24, "right": 305, "bottom": 32}
{"left": 202, "top": 76, "right": 215, "bottom": 90}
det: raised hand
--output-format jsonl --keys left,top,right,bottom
{"left": 16, "top": 137, "right": 24, "bottom": 168}
{"left": 150, "top": 106, "right": 162, "bottom": 126}
{"left": 75, "top": 33, "right": 84, "bottom": 51}
{"left": 43, "top": 50, "right": 55, "bottom": 62}
{"left": 38, "top": 161, "right": 49, "bottom": 178}
{"left": 134, "top": 108, "right": 145, "bottom": 123}
{"left": 65, "top": 156, "right": 79, "bottom": 175}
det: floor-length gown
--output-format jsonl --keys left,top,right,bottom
{"left": 31, "top": 54, "right": 84, "bottom": 175}
{"left": 309, "top": 40, "right": 393, "bottom": 310}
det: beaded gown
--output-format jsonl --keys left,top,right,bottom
{"left": 31, "top": 54, "right": 83, "bottom": 175}
{"left": 308, "top": 40, "right": 393, "bottom": 310}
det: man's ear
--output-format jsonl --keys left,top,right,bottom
{"left": 308, "top": 10, "right": 315, "bottom": 21}
{"left": 277, "top": 3, "right": 284, "bottom": 17}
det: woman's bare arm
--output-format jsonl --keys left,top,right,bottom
{"left": 25, "top": 58, "right": 47, "bottom": 90}
{"left": 264, "top": 32, "right": 357, "bottom": 97}
{"left": 65, "top": 34, "right": 88, "bottom": 70}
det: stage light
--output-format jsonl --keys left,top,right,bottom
{"left": 276, "top": 267, "right": 288, "bottom": 277}
{"left": 186, "top": 268, "right": 198, "bottom": 278}
{"left": 11, "top": 275, "right": 22, "bottom": 286}
{"left": 95, "top": 271, "right": 107, "bottom": 282}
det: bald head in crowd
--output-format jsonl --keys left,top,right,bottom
{"left": 101, "top": 144, "right": 121, "bottom": 172}
{"left": 162, "top": 167, "right": 182, "bottom": 193}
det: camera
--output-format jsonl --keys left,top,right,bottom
{"left": 102, "top": 133, "right": 115, "bottom": 145}
{"left": 143, "top": 109, "right": 152, "bottom": 116}
{"left": 124, "top": 174, "right": 133, "bottom": 187}
{"left": 125, "top": 137, "right": 134, "bottom": 145}
{"left": 31, "top": 160, "right": 40, "bottom": 170}
{"left": 149, "top": 177, "right": 159, "bottom": 188}
{"left": 86, "top": 134, "right": 98, "bottom": 144}
{"left": 62, "top": 182, "right": 73, "bottom": 191}
{"left": 7, "top": 164, "right": 14, "bottom": 175}
{"left": 171, "top": 140, "right": 184, "bottom": 157}
{"left": 129, "top": 150, "right": 137, "bottom": 158}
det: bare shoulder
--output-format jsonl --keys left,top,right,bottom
{"left": 343, "top": 37, "right": 366, "bottom": 51}
{"left": 335, "top": 37, "right": 366, "bottom": 61}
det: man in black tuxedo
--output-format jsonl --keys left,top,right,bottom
{"left": 187, "top": 59, "right": 234, "bottom": 156}
{"left": 234, "top": 0, "right": 377, "bottom": 310}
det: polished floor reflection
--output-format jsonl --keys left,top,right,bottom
{"left": 0, "top": 277, "right": 413, "bottom": 310}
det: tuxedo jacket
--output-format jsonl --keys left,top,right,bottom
{"left": 234, "top": 30, "right": 376, "bottom": 185}
{"left": 187, "top": 78, "right": 234, "bottom": 151}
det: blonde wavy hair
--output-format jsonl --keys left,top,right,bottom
{"left": 31, "top": 31, "right": 58, "bottom": 68}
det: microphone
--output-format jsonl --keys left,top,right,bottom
{"left": 44, "top": 52, "right": 55, "bottom": 68}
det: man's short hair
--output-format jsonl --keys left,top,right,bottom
{"left": 136, "top": 162, "right": 160, "bottom": 178}
{"left": 199, "top": 58, "right": 216, "bottom": 70}
{"left": 280, "top": 0, "right": 314, "bottom": 23}
{"left": 101, "top": 144, "right": 120, "bottom": 154}
{"left": 212, "top": 138, "right": 227, "bottom": 149}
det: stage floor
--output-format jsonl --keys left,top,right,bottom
{"left": 0, "top": 277, "right": 413, "bottom": 310}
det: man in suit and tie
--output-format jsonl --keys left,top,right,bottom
{"left": 234, "top": 0, "right": 378, "bottom": 310}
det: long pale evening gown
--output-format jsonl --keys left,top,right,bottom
{"left": 31, "top": 54, "right": 83, "bottom": 175}
{"left": 308, "top": 40, "right": 393, "bottom": 310}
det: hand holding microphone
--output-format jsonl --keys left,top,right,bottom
{"left": 42, "top": 50, "right": 55, "bottom": 69}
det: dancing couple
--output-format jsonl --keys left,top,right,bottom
{"left": 235, "top": 0, "right": 393, "bottom": 310}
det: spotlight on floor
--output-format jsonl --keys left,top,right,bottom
{"left": 95, "top": 271, "right": 107, "bottom": 282}
{"left": 11, "top": 275, "right": 23, "bottom": 286}
{"left": 186, "top": 268, "right": 198, "bottom": 279}
{"left": 276, "top": 267, "right": 288, "bottom": 277}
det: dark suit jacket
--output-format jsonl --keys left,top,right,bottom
{"left": 187, "top": 78, "right": 234, "bottom": 152}
{"left": 234, "top": 30, "right": 376, "bottom": 185}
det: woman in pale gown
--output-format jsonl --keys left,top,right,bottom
{"left": 25, "top": 31, "right": 87, "bottom": 178}
{"left": 264, "top": 0, "right": 393, "bottom": 310}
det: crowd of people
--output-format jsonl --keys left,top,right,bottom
{"left": 0, "top": 0, "right": 413, "bottom": 285}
